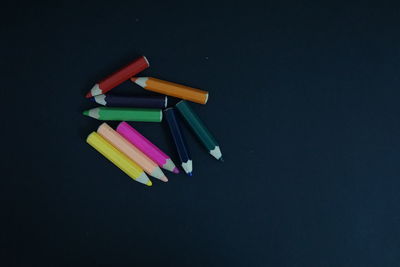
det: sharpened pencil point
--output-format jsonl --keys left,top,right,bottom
{"left": 173, "top": 167, "right": 180, "bottom": 174}
{"left": 130, "top": 77, "right": 137, "bottom": 82}
{"left": 88, "top": 97, "right": 95, "bottom": 102}
{"left": 82, "top": 110, "right": 89, "bottom": 116}
{"left": 219, "top": 157, "right": 224, "bottom": 162}
{"left": 146, "top": 180, "right": 152, "bottom": 186}
{"left": 161, "top": 176, "right": 168, "bottom": 182}
{"left": 188, "top": 172, "right": 193, "bottom": 176}
{"left": 85, "top": 91, "right": 92, "bottom": 98}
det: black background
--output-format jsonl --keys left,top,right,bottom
{"left": 2, "top": 1, "right": 400, "bottom": 266}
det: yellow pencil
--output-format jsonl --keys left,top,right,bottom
{"left": 86, "top": 132, "right": 152, "bottom": 186}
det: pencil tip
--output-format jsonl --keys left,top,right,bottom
{"left": 188, "top": 172, "right": 193, "bottom": 176}
{"left": 130, "top": 77, "right": 137, "bottom": 82}
{"left": 173, "top": 167, "right": 180, "bottom": 174}
{"left": 85, "top": 91, "right": 92, "bottom": 98}
{"left": 219, "top": 157, "right": 224, "bottom": 162}
{"left": 88, "top": 97, "right": 95, "bottom": 102}
{"left": 147, "top": 180, "right": 152, "bottom": 186}
{"left": 82, "top": 110, "right": 89, "bottom": 116}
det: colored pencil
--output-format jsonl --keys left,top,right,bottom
{"left": 86, "top": 132, "right": 152, "bottom": 186}
{"left": 116, "top": 121, "right": 179, "bottom": 173}
{"left": 85, "top": 56, "right": 149, "bottom": 98}
{"left": 82, "top": 107, "right": 162, "bottom": 122}
{"left": 131, "top": 77, "right": 208, "bottom": 104}
{"left": 97, "top": 123, "right": 168, "bottom": 182}
{"left": 176, "top": 100, "right": 223, "bottom": 161}
{"left": 164, "top": 108, "right": 192, "bottom": 176}
{"left": 90, "top": 94, "right": 168, "bottom": 109}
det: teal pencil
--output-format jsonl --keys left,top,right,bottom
{"left": 176, "top": 101, "right": 223, "bottom": 161}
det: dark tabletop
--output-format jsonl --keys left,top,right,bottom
{"left": 2, "top": 1, "right": 400, "bottom": 266}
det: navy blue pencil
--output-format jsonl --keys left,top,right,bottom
{"left": 164, "top": 108, "right": 192, "bottom": 176}
{"left": 89, "top": 94, "right": 168, "bottom": 109}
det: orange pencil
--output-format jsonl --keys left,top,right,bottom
{"left": 97, "top": 123, "right": 168, "bottom": 182}
{"left": 131, "top": 77, "right": 208, "bottom": 104}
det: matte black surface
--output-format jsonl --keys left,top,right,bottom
{"left": 2, "top": 1, "right": 400, "bottom": 266}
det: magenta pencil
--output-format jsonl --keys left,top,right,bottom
{"left": 116, "top": 122, "right": 179, "bottom": 173}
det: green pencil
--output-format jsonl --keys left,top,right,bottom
{"left": 175, "top": 100, "right": 223, "bottom": 161}
{"left": 83, "top": 107, "right": 162, "bottom": 122}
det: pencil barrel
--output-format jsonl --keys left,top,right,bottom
{"left": 88, "top": 107, "right": 162, "bottom": 122}
{"left": 132, "top": 77, "right": 208, "bottom": 104}
{"left": 99, "top": 56, "right": 149, "bottom": 94}
{"left": 175, "top": 101, "right": 218, "bottom": 151}
{"left": 164, "top": 108, "right": 191, "bottom": 164}
{"left": 93, "top": 95, "right": 167, "bottom": 109}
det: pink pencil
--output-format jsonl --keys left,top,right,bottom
{"left": 116, "top": 122, "right": 179, "bottom": 173}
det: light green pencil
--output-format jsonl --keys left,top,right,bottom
{"left": 83, "top": 107, "right": 162, "bottom": 122}
{"left": 175, "top": 100, "right": 223, "bottom": 161}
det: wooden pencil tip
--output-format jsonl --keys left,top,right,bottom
{"left": 143, "top": 55, "right": 150, "bottom": 67}
{"left": 82, "top": 110, "right": 89, "bottom": 116}
{"left": 85, "top": 91, "right": 92, "bottom": 98}
{"left": 219, "top": 157, "right": 224, "bottom": 162}
{"left": 130, "top": 77, "right": 137, "bottom": 82}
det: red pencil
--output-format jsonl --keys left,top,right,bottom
{"left": 85, "top": 56, "right": 149, "bottom": 98}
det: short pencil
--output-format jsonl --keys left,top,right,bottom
{"left": 90, "top": 95, "right": 168, "bottom": 109}
{"left": 83, "top": 107, "right": 162, "bottom": 122}
{"left": 85, "top": 56, "right": 149, "bottom": 98}
{"left": 164, "top": 108, "right": 193, "bottom": 176}
{"left": 116, "top": 122, "right": 179, "bottom": 173}
{"left": 86, "top": 132, "right": 152, "bottom": 186}
{"left": 131, "top": 77, "right": 208, "bottom": 104}
{"left": 176, "top": 100, "right": 223, "bottom": 161}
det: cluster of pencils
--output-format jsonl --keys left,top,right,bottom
{"left": 83, "top": 56, "right": 222, "bottom": 186}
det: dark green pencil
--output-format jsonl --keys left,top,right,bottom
{"left": 175, "top": 100, "right": 223, "bottom": 161}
